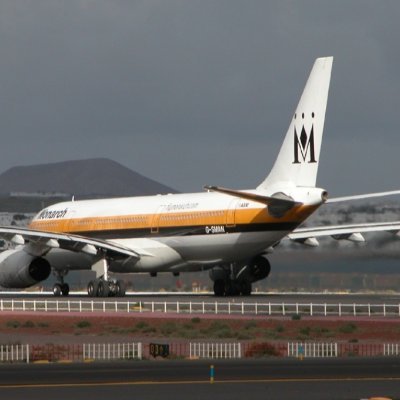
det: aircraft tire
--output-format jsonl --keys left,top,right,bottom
{"left": 87, "top": 280, "right": 97, "bottom": 297}
{"left": 213, "top": 279, "right": 225, "bottom": 296}
{"left": 116, "top": 280, "right": 126, "bottom": 297}
{"left": 225, "top": 281, "right": 240, "bottom": 296}
{"left": 53, "top": 283, "right": 62, "bottom": 297}
{"left": 97, "top": 280, "right": 110, "bottom": 297}
{"left": 61, "top": 283, "right": 70, "bottom": 296}
{"left": 240, "top": 281, "right": 252, "bottom": 296}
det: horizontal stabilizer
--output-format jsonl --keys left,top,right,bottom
{"left": 328, "top": 190, "right": 400, "bottom": 203}
{"left": 204, "top": 185, "right": 301, "bottom": 217}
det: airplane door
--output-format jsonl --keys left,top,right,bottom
{"left": 226, "top": 199, "right": 239, "bottom": 228}
{"left": 151, "top": 206, "right": 162, "bottom": 234}
{"left": 65, "top": 209, "right": 77, "bottom": 232}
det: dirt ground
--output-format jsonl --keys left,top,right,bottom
{"left": 0, "top": 312, "right": 399, "bottom": 345}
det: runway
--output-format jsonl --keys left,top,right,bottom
{"left": 0, "top": 358, "right": 399, "bottom": 400}
{"left": 3, "top": 291, "right": 400, "bottom": 305}
{"left": 1, "top": 291, "right": 400, "bottom": 319}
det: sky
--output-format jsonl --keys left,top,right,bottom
{"left": 0, "top": 0, "right": 399, "bottom": 196}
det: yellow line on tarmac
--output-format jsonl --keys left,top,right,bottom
{"left": 1, "top": 377, "right": 400, "bottom": 389}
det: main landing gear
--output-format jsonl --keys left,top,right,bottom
{"left": 210, "top": 256, "right": 271, "bottom": 297}
{"left": 87, "top": 258, "right": 127, "bottom": 297}
{"left": 87, "top": 278, "right": 126, "bottom": 298}
{"left": 213, "top": 278, "right": 252, "bottom": 297}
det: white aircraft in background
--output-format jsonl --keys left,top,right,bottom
{"left": 0, "top": 56, "right": 399, "bottom": 297}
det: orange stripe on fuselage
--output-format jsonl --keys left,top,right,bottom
{"left": 29, "top": 204, "right": 319, "bottom": 235}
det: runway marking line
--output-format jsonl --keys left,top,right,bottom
{"left": 1, "top": 377, "right": 400, "bottom": 389}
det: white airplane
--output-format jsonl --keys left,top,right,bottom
{"left": 0, "top": 57, "right": 399, "bottom": 297}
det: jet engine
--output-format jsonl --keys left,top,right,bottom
{"left": 0, "top": 249, "right": 51, "bottom": 288}
{"left": 244, "top": 255, "right": 271, "bottom": 283}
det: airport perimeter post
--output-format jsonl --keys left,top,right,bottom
{"left": 210, "top": 365, "right": 215, "bottom": 384}
{"left": 299, "top": 344, "right": 304, "bottom": 361}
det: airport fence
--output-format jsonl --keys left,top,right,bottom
{"left": 0, "top": 344, "right": 29, "bottom": 363}
{"left": 286, "top": 342, "right": 395, "bottom": 358}
{"left": 1, "top": 298, "right": 400, "bottom": 318}
{"left": 287, "top": 342, "right": 338, "bottom": 357}
{"left": 0, "top": 343, "right": 142, "bottom": 363}
{"left": 83, "top": 342, "right": 142, "bottom": 361}
{"left": 189, "top": 342, "right": 242, "bottom": 359}
{"left": 384, "top": 343, "right": 400, "bottom": 356}
{"left": 1, "top": 342, "right": 400, "bottom": 363}
{"left": 30, "top": 343, "right": 82, "bottom": 362}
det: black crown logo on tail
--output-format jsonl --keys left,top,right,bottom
{"left": 293, "top": 125, "right": 317, "bottom": 164}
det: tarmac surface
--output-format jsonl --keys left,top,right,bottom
{"left": 0, "top": 358, "right": 399, "bottom": 400}
{"left": 1, "top": 291, "right": 399, "bottom": 399}
{"left": 3, "top": 291, "right": 400, "bottom": 305}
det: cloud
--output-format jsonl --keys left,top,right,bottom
{"left": 0, "top": 1, "right": 399, "bottom": 194}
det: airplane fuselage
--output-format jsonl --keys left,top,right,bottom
{"left": 29, "top": 190, "right": 322, "bottom": 274}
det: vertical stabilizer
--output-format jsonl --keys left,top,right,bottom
{"left": 258, "top": 57, "right": 333, "bottom": 191}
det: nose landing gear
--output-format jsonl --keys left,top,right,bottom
{"left": 52, "top": 269, "right": 70, "bottom": 297}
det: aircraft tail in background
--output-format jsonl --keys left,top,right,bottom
{"left": 258, "top": 57, "right": 333, "bottom": 192}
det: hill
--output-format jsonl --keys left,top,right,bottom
{"left": 0, "top": 158, "right": 177, "bottom": 198}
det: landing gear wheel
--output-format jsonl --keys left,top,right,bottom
{"left": 53, "top": 284, "right": 62, "bottom": 297}
{"left": 97, "top": 280, "right": 110, "bottom": 297}
{"left": 240, "top": 281, "right": 252, "bottom": 296}
{"left": 116, "top": 280, "right": 126, "bottom": 297}
{"left": 52, "top": 269, "right": 70, "bottom": 297}
{"left": 213, "top": 279, "right": 225, "bottom": 297}
{"left": 61, "top": 283, "right": 70, "bottom": 296}
{"left": 87, "top": 280, "right": 98, "bottom": 297}
{"left": 225, "top": 281, "right": 240, "bottom": 296}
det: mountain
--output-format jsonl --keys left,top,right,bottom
{"left": 0, "top": 158, "right": 177, "bottom": 198}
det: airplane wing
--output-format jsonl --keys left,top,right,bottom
{"left": 288, "top": 221, "right": 400, "bottom": 246}
{"left": 0, "top": 226, "right": 142, "bottom": 260}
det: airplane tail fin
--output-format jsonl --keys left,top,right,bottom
{"left": 257, "top": 57, "right": 333, "bottom": 192}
